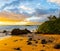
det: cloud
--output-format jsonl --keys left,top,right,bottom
{"left": 19, "top": 5, "right": 35, "bottom": 14}
{"left": 8, "top": 8, "right": 20, "bottom": 14}
{"left": 31, "top": 8, "right": 58, "bottom": 17}
{"left": 48, "top": 0, "right": 60, "bottom": 4}
{"left": 0, "top": 11, "right": 27, "bottom": 21}
{"left": 0, "top": 0, "right": 60, "bottom": 23}
{"left": 24, "top": 14, "right": 49, "bottom": 22}
{"left": 1, "top": 0, "right": 20, "bottom": 10}
{"left": 1, "top": 0, "right": 59, "bottom": 15}
{"left": 20, "top": 5, "right": 32, "bottom": 11}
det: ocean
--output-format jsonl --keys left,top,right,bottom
{"left": 0, "top": 25, "right": 38, "bottom": 32}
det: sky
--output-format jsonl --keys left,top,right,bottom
{"left": 0, "top": 0, "right": 60, "bottom": 25}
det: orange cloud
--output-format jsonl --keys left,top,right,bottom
{"left": 0, "top": 11, "right": 26, "bottom": 21}
{"left": 0, "top": 11, "right": 42, "bottom": 25}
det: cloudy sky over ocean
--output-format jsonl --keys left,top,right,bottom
{"left": 0, "top": 0, "right": 60, "bottom": 25}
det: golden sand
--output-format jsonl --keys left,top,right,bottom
{"left": 0, "top": 35, "right": 60, "bottom": 51}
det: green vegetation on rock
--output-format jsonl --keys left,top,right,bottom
{"left": 37, "top": 15, "right": 60, "bottom": 34}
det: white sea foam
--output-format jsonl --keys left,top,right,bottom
{"left": 0, "top": 35, "right": 11, "bottom": 41}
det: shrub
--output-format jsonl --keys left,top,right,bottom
{"left": 37, "top": 16, "right": 60, "bottom": 34}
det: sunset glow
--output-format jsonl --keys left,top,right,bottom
{"left": 0, "top": 0, "right": 60, "bottom": 25}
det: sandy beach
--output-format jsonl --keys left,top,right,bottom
{"left": 0, "top": 34, "right": 59, "bottom": 51}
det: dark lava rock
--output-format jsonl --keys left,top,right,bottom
{"left": 38, "top": 39, "right": 40, "bottom": 40}
{"left": 28, "top": 38, "right": 32, "bottom": 41}
{"left": 14, "top": 40, "right": 18, "bottom": 42}
{"left": 14, "top": 47, "right": 21, "bottom": 51}
{"left": 27, "top": 41, "right": 29, "bottom": 42}
{"left": 40, "top": 50, "right": 45, "bottom": 51}
{"left": 48, "top": 40, "right": 53, "bottom": 43}
{"left": 41, "top": 39, "right": 47, "bottom": 44}
{"left": 35, "top": 41, "right": 38, "bottom": 44}
{"left": 54, "top": 44, "right": 60, "bottom": 49}
{"left": 4, "top": 43, "right": 7, "bottom": 45}
{"left": 20, "top": 39, "right": 23, "bottom": 41}
{"left": 43, "top": 45, "right": 45, "bottom": 47}
{"left": 27, "top": 42, "right": 32, "bottom": 45}
{"left": 33, "top": 40, "right": 36, "bottom": 41}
